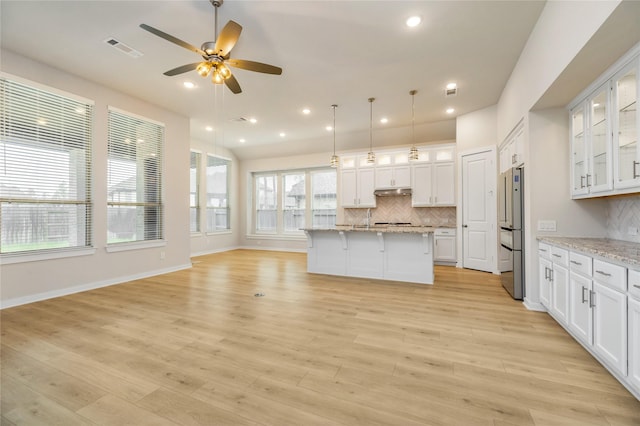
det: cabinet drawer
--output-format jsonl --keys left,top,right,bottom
{"left": 629, "top": 269, "right": 640, "bottom": 299}
{"left": 569, "top": 252, "right": 592, "bottom": 277}
{"left": 593, "top": 259, "right": 627, "bottom": 292}
{"left": 550, "top": 246, "right": 569, "bottom": 267}
{"left": 435, "top": 228, "right": 455, "bottom": 236}
{"left": 538, "top": 243, "right": 551, "bottom": 260}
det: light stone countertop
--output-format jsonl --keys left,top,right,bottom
{"left": 537, "top": 236, "right": 640, "bottom": 267}
{"left": 303, "top": 225, "right": 436, "bottom": 234}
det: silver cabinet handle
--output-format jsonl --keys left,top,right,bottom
{"left": 539, "top": 248, "right": 547, "bottom": 252}
{"left": 586, "top": 174, "right": 592, "bottom": 187}
{"left": 552, "top": 254, "right": 561, "bottom": 258}
{"left": 633, "top": 284, "right": 640, "bottom": 289}
{"left": 580, "top": 175, "right": 586, "bottom": 188}
{"left": 595, "top": 270, "right": 612, "bottom": 277}
{"left": 570, "top": 260, "right": 582, "bottom": 266}
{"left": 581, "top": 286, "right": 588, "bottom": 304}
{"left": 634, "top": 161, "right": 640, "bottom": 179}
{"left": 544, "top": 267, "right": 549, "bottom": 280}
{"left": 548, "top": 268, "right": 554, "bottom": 282}
{"left": 589, "top": 290, "right": 596, "bottom": 308}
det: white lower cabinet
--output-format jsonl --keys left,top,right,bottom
{"left": 538, "top": 240, "right": 639, "bottom": 400}
{"left": 569, "top": 271, "right": 593, "bottom": 345}
{"left": 434, "top": 228, "right": 456, "bottom": 263}
{"left": 593, "top": 281, "right": 627, "bottom": 376}
{"left": 629, "top": 296, "right": 640, "bottom": 393}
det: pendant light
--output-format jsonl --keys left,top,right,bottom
{"left": 409, "top": 89, "right": 419, "bottom": 161}
{"left": 366, "top": 97, "right": 376, "bottom": 164}
{"left": 330, "top": 104, "right": 339, "bottom": 168}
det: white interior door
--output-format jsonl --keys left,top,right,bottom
{"left": 461, "top": 150, "right": 495, "bottom": 272}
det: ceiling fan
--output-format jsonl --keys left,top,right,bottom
{"left": 140, "top": 0, "right": 282, "bottom": 94}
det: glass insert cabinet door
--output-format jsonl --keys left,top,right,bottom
{"left": 613, "top": 58, "right": 639, "bottom": 189}
{"left": 571, "top": 103, "right": 588, "bottom": 195}
{"left": 587, "top": 84, "right": 612, "bottom": 193}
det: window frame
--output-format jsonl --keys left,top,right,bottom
{"left": 106, "top": 106, "right": 165, "bottom": 249}
{"left": 251, "top": 167, "right": 337, "bottom": 238}
{"left": 190, "top": 150, "right": 202, "bottom": 234}
{"left": 205, "top": 153, "right": 231, "bottom": 234}
{"left": 0, "top": 73, "right": 95, "bottom": 263}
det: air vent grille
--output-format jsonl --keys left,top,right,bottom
{"left": 104, "top": 37, "right": 143, "bottom": 58}
{"left": 230, "top": 117, "right": 248, "bottom": 123}
{"left": 445, "top": 87, "right": 457, "bottom": 97}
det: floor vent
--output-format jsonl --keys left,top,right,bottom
{"left": 104, "top": 37, "right": 143, "bottom": 58}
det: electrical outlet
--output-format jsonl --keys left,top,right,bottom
{"left": 628, "top": 226, "right": 639, "bottom": 236}
{"left": 160, "top": 251, "right": 165, "bottom": 260}
{"left": 537, "top": 220, "right": 557, "bottom": 232}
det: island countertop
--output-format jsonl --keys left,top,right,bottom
{"left": 302, "top": 225, "right": 436, "bottom": 234}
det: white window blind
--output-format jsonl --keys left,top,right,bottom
{"left": 190, "top": 151, "right": 201, "bottom": 233}
{"left": 311, "top": 170, "right": 337, "bottom": 228}
{"left": 283, "top": 172, "right": 305, "bottom": 232}
{"left": 206, "top": 155, "right": 230, "bottom": 232}
{"left": 107, "top": 107, "right": 164, "bottom": 244}
{"left": 255, "top": 173, "right": 277, "bottom": 232}
{"left": 0, "top": 76, "right": 93, "bottom": 255}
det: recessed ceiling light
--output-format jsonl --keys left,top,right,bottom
{"left": 279, "top": 132, "right": 286, "bottom": 137}
{"left": 446, "top": 83, "right": 457, "bottom": 90}
{"left": 406, "top": 16, "right": 422, "bottom": 27}
{"left": 380, "top": 117, "right": 388, "bottom": 124}
{"left": 239, "top": 138, "right": 246, "bottom": 143}
{"left": 249, "top": 118, "right": 257, "bottom": 124}
{"left": 326, "top": 126, "right": 333, "bottom": 131}
{"left": 205, "top": 126, "right": 213, "bottom": 132}
{"left": 446, "top": 108, "right": 455, "bottom": 114}
{"left": 183, "top": 81, "right": 195, "bottom": 89}
{"left": 302, "top": 108, "right": 311, "bottom": 115}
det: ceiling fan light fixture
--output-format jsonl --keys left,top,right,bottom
{"left": 218, "top": 63, "right": 232, "bottom": 79}
{"left": 212, "top": 69, "right": 224, "bottom": 84}
{"left": 197, "top": 62, "right": 212, "bottom": 77}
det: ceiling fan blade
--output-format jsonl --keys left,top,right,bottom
{"left": 214, "top": 20, "right": 242, "bottom": 57}
{"left": 163, "top": 62, "right": 202, "bottom": 76}
{"left": 224, "top": 74, "right": 242, "bottom": 94}
{"left": 140, "top": 23, "right": 207, "bottom": 57}
{"left": 227, "top": 59, "right": 282, "bottom": 75}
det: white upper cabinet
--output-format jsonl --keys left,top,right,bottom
{"left": 587, "top": 85, "right": 613, "bottom": 194}
{"left": 570, "top": 44, "right": 640, "bottom": 198}
{"left": 499, "top": 122, "right": 524, "bottom": 173}
{"left": 411, "top": 145, "right": 456, "bottom": 207}
{"left": 613, "top": 57, "right": 640, "bottom": 190}
{"left": 339, "top": 156, "right": 376, "bottom": 208}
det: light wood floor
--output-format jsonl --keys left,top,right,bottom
{"left": 2, "top": 250, "right": 639, "bottom": 425}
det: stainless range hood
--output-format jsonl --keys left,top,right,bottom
{"left": 374, "top": 188, "right": 412, "bottom": 197}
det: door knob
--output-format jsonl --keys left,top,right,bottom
{"left": 463, "top": 224, "right": 468, "bottom": 228}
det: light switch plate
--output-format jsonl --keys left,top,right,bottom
{"left": 538, "top": 220, "right": 557, "bottom": 232}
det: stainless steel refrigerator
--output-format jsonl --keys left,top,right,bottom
{"left": 498, "top": 167, "right": 524, "bottom": 300}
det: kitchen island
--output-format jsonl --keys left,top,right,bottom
{"left": 303, "top": 225, "right": 435, "bottom": 284}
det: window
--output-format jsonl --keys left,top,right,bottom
{"left": 252, "top": 168, "right": 336, "bottom": 235}
{"left": 206, "top": 155, "right": 230, "bottom": 232}
{"left": 283, "top": 173, "right": 305, "bottom": 232}
{"left": 255, "top": 174, "right": 277, "bottom": 232}
{"left": 0, "top": 76, "right": 93, "bottom": 255}
{"left": 107, "top": 107, "right": 164, "bottom": 245}
{"left": 311, "top": 170, "right": 337, "bottom": 228}
{"left": 190, "top": 151, "right": 201, "bottom": 233}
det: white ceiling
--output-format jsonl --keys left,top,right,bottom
{"left": 0, "top": 1, "right": 545, "bottom": 160}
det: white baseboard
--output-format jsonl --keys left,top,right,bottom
{"left": 190, "top": 245, "right": 240, "bottom": 257}
{"left": 237, "top": 245, "right": 307, "bottom": 253}
{"left": 1, "top": 263, "right": 192, "bottom": 310}
{"left": 523, "top": 297, "right": 547, "bottom": 312}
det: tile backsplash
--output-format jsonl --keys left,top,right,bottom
{"left": 343, "top": 196, "right": 456, "bottom": 227}
{"left": 606, "top": 195, "right": 640, "bottom": 243}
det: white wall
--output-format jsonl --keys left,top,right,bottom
{"left": 497, "top": 0, "right": 620, "bottom": 140}
{"left": 456, "top": 105, "right": 497, "bottom": 153}
{"left": 1, "top": 50, "right": 191, "bottom": 308}
{"left": 189, "top": 140, "right": 240, "bottom": 256}
{"left": 525, "top": 108, "right": 607, "bottom": 307}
